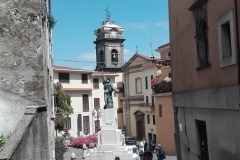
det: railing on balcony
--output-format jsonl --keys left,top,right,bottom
{"left": 139, "top": 103, "right": 155, "bottom": 111}
{"left": 139, "top": 103, "right": 154, "bottom": 107}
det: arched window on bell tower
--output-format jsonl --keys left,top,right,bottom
{"left": 111, "top": 49, "right": 118, "bottom": 63}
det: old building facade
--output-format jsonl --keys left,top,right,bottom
{"left": 169, "top": 0, "right": 240, "bottom": 159}
{"left": 153, "top": 43, "right": 175, "bottom": 155}
{"left": 122, "top": 53, "right": 158, "bottom": 145}
{"left": 53, "top": 65, "right": 121, "bottom": 137}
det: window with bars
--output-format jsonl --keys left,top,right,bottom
{"left": 189, "top": 0, "right": 210, "bottom": 69}
{"left": 83, "top": 116, "right": 90, "bottom": 135}
{"left": 82, "top": 94, "right": 89, "bottom": 112}
{"left": 94, "top": 98, "right": 100, "bottom": 108}
{"left": 93, "top": 78, "right": 99, "bottom": 89}
{"left": 82, "top": 74, "right": 88, "bottom": 84}
{"left": 59, "top": 73, "right": 69, "bottom": 83}
{"left": 64, "top": 117, "right": 71, "bottom": 129}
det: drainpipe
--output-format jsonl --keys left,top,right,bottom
{"left": 234, "top": 0, "right": 240, "bottom": 84}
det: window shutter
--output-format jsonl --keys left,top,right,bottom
{"left": 93, "top": 78, "right": 99, "bottom": 89}
{"left": 94, "top": 98, "right": 100, "bottom": 108}
{"left": 77, "top": 114, "right": 82, "bottom": 131}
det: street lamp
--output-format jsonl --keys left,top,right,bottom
{"left": 92, "top": 107, "right": 102, "bottom": 132}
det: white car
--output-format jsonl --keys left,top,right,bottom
{"left": 126, "top": 145, "right": 140, "bottom": 160}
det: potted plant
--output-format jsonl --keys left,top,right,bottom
{"left": 151, "top": 77, "right": 172, "bottom": 94}
{"left": 63, "top": 128, "right": 70, "bottom": 138}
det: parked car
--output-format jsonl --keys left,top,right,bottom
{"left": 126, "top": 145, "right": 140, "bottom": 160}
{"left": 125, "top": 134, "right": 137, "bottom": 145}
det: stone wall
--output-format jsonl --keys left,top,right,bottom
{"left": 0, "top": 0, "right": 54, "bottom": 159}
{"left": 0, "top": 0, "right": 48, "bottom": 104}
{"left": 0, "top": 106, "right": 48, "bottom": 160}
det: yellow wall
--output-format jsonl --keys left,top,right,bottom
{"left": 169, "top": 0, "right": 238, "bottom": 92}
{"left": 155, "top": 95, "right": 175, "bottom": 155}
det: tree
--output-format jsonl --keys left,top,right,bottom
{"left": 54, "top": 83, "right": 73, "bottom": 135}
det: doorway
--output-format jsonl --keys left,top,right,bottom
{"left": 196, "top": 120, "right": 209, "bottom": 160}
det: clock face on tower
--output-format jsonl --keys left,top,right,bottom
{"left": 111, "top": 31, "right": 116, "bottom": 37}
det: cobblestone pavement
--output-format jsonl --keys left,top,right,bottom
{"left": 152, "top": 153, "right": 177, "bottom": 160}
{"left": 64, "top": 147, "right": 177, "bottom": 160}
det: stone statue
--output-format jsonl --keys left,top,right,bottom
{"left": 102, "top": 71, "right": 118, "bottom": 109}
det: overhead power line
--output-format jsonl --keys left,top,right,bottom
{"left": 52, "top": 58, "right": 157, "bottom": 64}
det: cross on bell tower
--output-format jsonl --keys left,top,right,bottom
{"left": 93, "top": 9, "right": 125, "bottom": 72}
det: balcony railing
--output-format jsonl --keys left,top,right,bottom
{"left": 139, "top": 103, "right": 154, "bottom": 107}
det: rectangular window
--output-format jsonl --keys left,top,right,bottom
{"left": 64, "top": 117, "right": 71, "bottom": 129}
{"left": 218, "top": 10, "right": 236, "bottom": 67}
{"left": 93, "top": 78, "right": 99, "bottom": 89}
{"left": 196, "top": 120, "right": 209, "bottom": 160}
{"left": 221, "top": 21, "right": 232, "bottom": 58}
{"left": 77, "top": 114, "right": 82, "bottom": 132}
{"left": 146, "top": 96, "right": 149, "bottom": 106}
{"left": 159, "top": 105, "right": 162, "bottom": 117}
{"left": 59, "top": 73, "right": 69, "bottom": 83}
{"left": 147, "top": 115, "right": 150, "bottom": 124}
{"left": 83, "top": 116, "right": 90, "bottom": 135}
{"left": 145, "top": 76, "right": 148, "bottom": 90}
{"left": 151, "top": 75, "right": 153, "bottom": 89}
{"left": 153, "top": 115, "right": 155, "bottom": 125}
{"left": 168, "top": 73, "right": 172, "bottom": 78}
{"left": 82, "top": 74, "right": 88, "bottom": 84}
{"left": 94, "top": 98, "right": 100, "bottom": 108}
{"left": 82, "top": 94, "right": 89, "bottom": 112}
{"left": 151, "top": 96, "right": 154, "bottom": 107}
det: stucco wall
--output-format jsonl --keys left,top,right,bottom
{"left": 177, "top": 107, "right": 240, "bottom": 160}
{"left": 155, "top": 94, "right": 175, "bottom": 155}
{"left": 0, "top": 0, "right": 48, "bottom": 104}
{"left": 169, "top": 0, "right": 238, "bottom": 93}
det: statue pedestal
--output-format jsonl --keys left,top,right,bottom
{"left": 85, "top": 108, "right": 136, "bottom": 160}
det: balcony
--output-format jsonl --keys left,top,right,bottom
{"left": 151, "top": 77, "right": 172, "bottom": 94}
{"left": 139, "top": 103, "right": 155, "bottom": 111}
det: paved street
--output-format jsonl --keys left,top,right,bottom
{"left": 64, "top": 147, "right": 83, "bottom": 160}
{"left": 64, "top": 147, "right": 177, "bottom": 160}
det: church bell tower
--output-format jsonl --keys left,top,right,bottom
{"left": 94, "top": 9, "right": 125, "bottom": 72}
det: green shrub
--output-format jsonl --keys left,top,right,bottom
{"left": 0, "top": 133, "right": 7, "bottom": 152}
{"left": 48, "top": 14, "right": 57, "bottom": 30}
{"left": 55, "top": 137, "right": 67, "bottom": 160}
